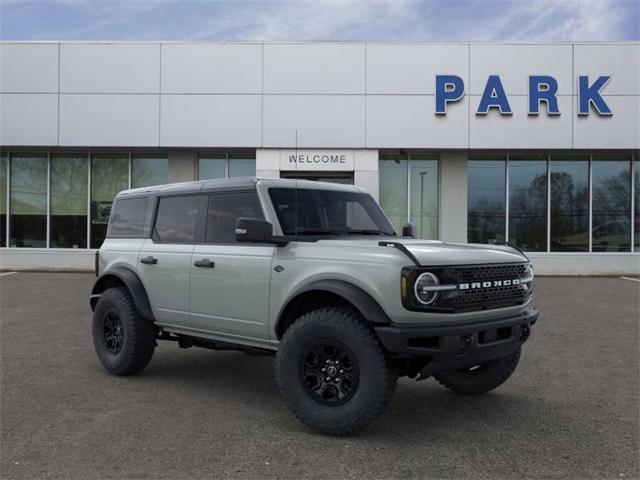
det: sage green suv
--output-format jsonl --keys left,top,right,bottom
{"left": 90, "top": 177, "right": 538, "bottom": 435}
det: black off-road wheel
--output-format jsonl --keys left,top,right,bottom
{"left": 275, "top": 307, "right": 397, "bottom": 435}
{"left": 92, "top": 287, "right": 157, "bottom": 376}
{"left": 434, "top": 348, "right": 521, "bottom": 395}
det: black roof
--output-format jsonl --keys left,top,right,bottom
{"left": 116, "top": 177, "right": 260, "bottom": 197}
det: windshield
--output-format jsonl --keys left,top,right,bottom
{"left": 268, "top": 188, "right": 396, "bottom": 237}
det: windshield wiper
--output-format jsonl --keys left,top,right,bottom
{"left": 344, "top": 229, "right": 386, "bottom": 235}
{"left": 291, "top": 230, "right": 344, "bottom": 236}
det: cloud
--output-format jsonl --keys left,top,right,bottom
{"left": 0, "top": 0, "right": 637, "bottom": 41}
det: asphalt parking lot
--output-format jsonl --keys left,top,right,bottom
{"left": 0, "top": 273, "right": 638, "bottom": 480}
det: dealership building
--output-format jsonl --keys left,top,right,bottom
{"left": 0, "top": 41, "right": 638, "bottom": 274}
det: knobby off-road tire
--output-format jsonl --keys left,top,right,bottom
{"left": 275, "top": 307, "right": 397, "bottom": 435}
{"left": 92, "top": 287, "right": 157, "bottom": 376}
{"left": 434, "top": 347, "right": 521, "bottom": 395}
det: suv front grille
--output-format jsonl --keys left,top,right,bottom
{"left": 404, "top": 262, "right": 533, "bottom": 313}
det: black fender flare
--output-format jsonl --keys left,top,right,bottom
{"left": 275, "top": 279, "right": 391, "bottom": 337}
{"left": 90, "top": 266, "right": 155, "bottom": 322}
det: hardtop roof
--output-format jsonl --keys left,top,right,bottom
{"left": 115, "top": 177, "right": 364, "bottom": 198}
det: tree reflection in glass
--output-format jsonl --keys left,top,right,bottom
{"left": 468, "top": 159, "right": 506, "bottom": 244}
{"left": 508, "top": 157, "right": 547, "bottom": 251}
{"left": 592, "top": 156, "right": 631, "bottom": 252}
{"left": 550, "top": 156, "right": 589, "bottom": 252}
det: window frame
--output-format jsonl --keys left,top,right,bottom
{"left": 107, "top": 196, "right": 152, "bottom": 239}
{"left": 203, "top": 189, "right": 265, "bottom": 246}
{"left": 150, "top": 193, "right": 205, "bottom": 245}
{"left": 467, "top": 150, "right": 638, "bottom": 253}
{"left": 197, "top": 150, "right": 257, "bottom": 181}
{"left": 378, "top": 150, "right": 439, "bottom": 239}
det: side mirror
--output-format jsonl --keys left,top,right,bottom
{"left": 235, "top": 217, "right": 273, "bottom": 243}
{"left": 402, "top": 222, "right": 416, "bottom": 238}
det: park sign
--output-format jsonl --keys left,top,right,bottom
{"left": 435, "top": 75, "right": 613, "bottom": 116}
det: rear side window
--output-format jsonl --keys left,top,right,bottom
{"left": 110, "top": 197, "right": 149, "bottom": 237}
{"left": 206, "top": 191, "right": 263, "bottom": 244}
{"left": 153, "top": 195, "right": 200, "bottom": 244}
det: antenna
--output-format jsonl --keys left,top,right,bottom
{"left": 294, "top": 129, "right": 298, "bottom": 236}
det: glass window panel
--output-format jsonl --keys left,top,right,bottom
{"left": 379, "top": 151, "right": 408, "bottom": 235}
{"left": 409, "top": 155, "right": 438, "bottom": 239}
{"left": 228, "top": 157, "right": 256, "bottom": 178}
{"left": 549, "top": 155, "right": 589, "bottom": 252}
{"left": 131, "top": 155, "right": 168, "bottom": 188}
{"left": 50, "top": 154, "right": 88, "bottom": 248}
{"left": 91, "top": 155, "right": 129, "bottom": 248}
{"left": 592, "top": 154, "right": 631, "bottom": 252}
{"left": 508, "top": 154, "right": 548, "bottom": 251}
{"left": 0, "top": 154, "right": 6, "bottom": 247}
{"left": 10, "top": 154, "right": 47, "bottom": 248}
{"left": 635, "top": 156, "right": 639, "bottom": 251}
{"left": 110, "top": 197, "right": 149, "bottom": 237}
{"left": 154, "top": 195, "right": 200, "bottom": 244}
{"left": 206, "top": 192, "right": 263, "bottom": 244}
{"left": 198, "top": 156, "right": 226, "bottom": 180}
{"left": 468, "top": 159, "right": 506, "bottom": 244}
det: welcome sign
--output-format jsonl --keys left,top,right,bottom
{"left": 279, "top": 150, "right": 355, "bottom": 171}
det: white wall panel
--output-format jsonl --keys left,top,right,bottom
{"left": 263, "top": 43, "right": 365, "bottom": 94}
{"left": 366, "top": 95, "right": 468, "bottom": 148}
{"left": 573, "top": 96, "right": 640, "bottom": 149}
{"left": 469, "top": 95, "right": 573, "bottom": 149}
{"left": 574, "top": 44, "right": 640, "bottom": 95}
{"left": 0, "top": 44, "right": 58, "bottom": 93}
{"left": 60, "top": 43, "right": 160, "bottom": 93}
{"left": 59, "top": 94, "right": 159, "bottom": 146}
{"left": 263, "top": 95, "right": 364, "bottom": 148}
{"left": 0, "top": 94, "right": 58, "bottom": 145}
{"left": 161, "top": 44, "right": 262, "bottom": 93}
{"left": 161, "top": 95, "right": 261, "bottom": 147}
{"left": 367, "top": 44, "right": 468, "bottom": 94}
{"left": 470, "top": 44, "right": 573, "bottom": 95}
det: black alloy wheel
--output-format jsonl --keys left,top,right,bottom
{"left": 103, "top": 309, "right": 124, "bottom": 354}
{"left": 300, "top": 341, "right": 359, "bottom": 406}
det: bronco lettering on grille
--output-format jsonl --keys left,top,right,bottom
{"left": 458, "top": 279, "right": 521, "bottom": 290}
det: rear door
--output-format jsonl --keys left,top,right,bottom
{"left": 189, "top": 190, "right": 274, "bottom": 342}
{"left": 138, "top": 194, "right": 201, "bottom": 328}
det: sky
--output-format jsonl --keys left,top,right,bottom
{"left": 0, "top": 0, "right": 638, "bottom": 42}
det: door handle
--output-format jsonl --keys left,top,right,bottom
{"left": 194, "top": 258, "right": 215, "bottom": 268}
{"left": 140, "top": 256, "right": 158, "bottom": 265}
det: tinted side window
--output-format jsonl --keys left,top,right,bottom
{"left": 154, "top": 195, "right": 200, "bottom": 244}
{"left": 206, "top": 191, "right": 263, "bottom": 244}
{"left": 110, "top": 197, "right": 149, "bottom": 237}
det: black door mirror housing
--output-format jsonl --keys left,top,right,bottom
{"left": 402, "top": 222, "right": 416, "bottom": 238}
{"left": 235, "top": 217, "right": 274, "bottom": 243}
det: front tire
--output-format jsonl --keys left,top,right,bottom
{"left": 275, "top": 307, "right": 397, "bottom": 435}
{"left": 92, "top": 287, "right": 157, "bottom": 376}
{"left": 434, "top": 348, "right": 521, "bottom": 395}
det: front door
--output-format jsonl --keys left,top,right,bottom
{"left": 280, "top": 171, "right": 354, "bottom": 184}
{"left": 189, "top": 190, "right": 274, "bottom": 342}
{"left": 138, "top": 194, "right": 201, "bottom": 328}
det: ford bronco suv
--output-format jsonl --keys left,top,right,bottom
{"left": 90, "top": 177, "right": 538, "bottom": 435}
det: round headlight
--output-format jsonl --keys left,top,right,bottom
{"left": 414, "top": 272, "right": 440, "bottom": 305}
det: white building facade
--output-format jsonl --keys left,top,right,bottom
{"left": 0, "top": 41, "right": 638, "bottom": 274}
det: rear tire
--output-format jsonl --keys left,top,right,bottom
{"left": 92, "top": 287, "right": 157, "bottom": 376}
{"left": 434, "top": 348, "right": 521, "bottom": 395}
{"left": 275, "top": 307, "right": 397, "bottom": 435}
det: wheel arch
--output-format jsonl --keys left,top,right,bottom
{"left": 275, "top": 280, "right": 391, "bottom": 339}
{"left": 90, "top": 266, "right": 155, "bottom": 322}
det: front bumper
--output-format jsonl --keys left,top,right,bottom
{"left": 374, "top": 307, "right": 539, "bottom": 378}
